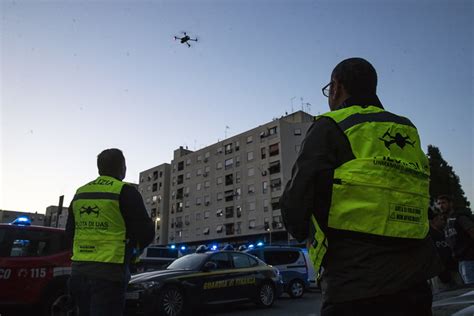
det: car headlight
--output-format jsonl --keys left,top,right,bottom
{"left": 136, "top": 281, "right": 160, "bottom": 290}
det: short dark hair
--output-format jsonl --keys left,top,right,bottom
{"left": 331, "top": 57, "right": 378, "bottom": 96}
{"left": 97, "top": 148, "right": 125, "bottom": 176}
{"left": 437, "top": 194, "right": 453, "bottom": 203}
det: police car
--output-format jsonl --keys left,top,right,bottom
{"left": 0, "top": 217, "right": 72, "bottom": 315}
{"left": 125, "top": 247, "right": 284, "bottom": 316}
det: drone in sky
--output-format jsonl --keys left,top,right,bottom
{"left": 174, "top": 32, "right": 198, "bottom": 47}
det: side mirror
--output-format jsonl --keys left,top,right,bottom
{"left": 202, "top": 261, "right": 218, "bottom": 272}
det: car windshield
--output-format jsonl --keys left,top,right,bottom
{"left": 166, "top": 253, "right": 207, "bottom": 271}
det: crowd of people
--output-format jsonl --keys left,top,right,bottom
{"left": 429, "top": 195, "right": 474, "bottom": 293}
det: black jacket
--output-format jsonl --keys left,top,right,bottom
{"left": 280, "top": 96, "right": 442, "bottom": 303}
{"left": 66, "top": 181, "right": 155, "bottom": 282}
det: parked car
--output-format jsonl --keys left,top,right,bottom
{"left": 0, "top": 218, "right": 73, "bottom": 315}
{"left": 125, "top": 249, "right": 284, "bottom": 316}
{"left": 246, "top": 246, "right": 316, "bottom": 298}
{"left": 135, "top": 245, "right": 182, "bottom": 272}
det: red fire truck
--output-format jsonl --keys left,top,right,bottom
{"left": 0, "top": 217, "right": 72, "bottom": 315}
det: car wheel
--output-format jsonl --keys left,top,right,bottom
{"left": 43, "top": 288, "right": 77, "bottom": 316}
{"left": 288, "top": 279, "right": 305, "bottom": 298}
{"left": 256, "top": 282, "right": 275, "bottom": 307}
{"left": 158, "top": 286, "right": 185, "bottom": 316}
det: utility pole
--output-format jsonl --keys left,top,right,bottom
{"left": 56, "top": 195, "right": 64, "bottom": 228}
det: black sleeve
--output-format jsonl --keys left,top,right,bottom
{"left": 280, "top": 117, "right": 353, "bottom": 242}
{"left": 65, "top": 202, "right": 75, "bottom": 247}
{"left": 120, "top": 184, "right": 155, "bottom": 250}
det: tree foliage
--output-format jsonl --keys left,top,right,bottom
{"left": 427, "top": 145, "right": 471, "bottom": 211}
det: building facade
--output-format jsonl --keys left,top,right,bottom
{"left": 44, "top": 206, "right": 69, "bottom": 228}
{"left": 138, "top": 164, "right": 171, "bottom": 245}
{"left": 165, "top": 111, "right": 313, "bottom": 247}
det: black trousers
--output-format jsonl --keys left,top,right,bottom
{"left": 321, "top": 281, "right": 433, "bottom": 316}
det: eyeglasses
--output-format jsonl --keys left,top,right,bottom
{"left": 322, "top": 81, "right": 333, "bottom": 97}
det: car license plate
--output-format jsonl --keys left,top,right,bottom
{"left": 125, "top": 292, "right": 140, "bottom": 300}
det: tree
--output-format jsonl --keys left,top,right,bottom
{"left": 427, "top": 145, "right": 471, "bottom": 211}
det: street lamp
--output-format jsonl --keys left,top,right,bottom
{"left": 154, "top": 217, "right": 160, "bottom": 244}
{"left": 266, "top": 227, "right": 272, "bottom": 245}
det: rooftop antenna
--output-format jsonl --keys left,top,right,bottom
{"left": 305, "top": 102, "right": 312, "bottom": 113}
{"left": 290, "top": 97, "right": 296, "bottom": 113}
{"left": 300, "top": 97, "right": 304, "bottom": 111}
{"left": 225, "top": 125, "right": 230, "bottom": 139}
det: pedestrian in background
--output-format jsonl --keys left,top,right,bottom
{"left": 281, "top": 57, "right": 441, "bottom": 316}
{"left": 437, "top": 194, "right": 474, "bottom": 285}
{"left": 428, "top": 206, "right": 462, "bottom": 292}
{"left": 66, "top": 148, "right": 154, "bottom": 316}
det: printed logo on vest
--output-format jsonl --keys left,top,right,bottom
{"left": 79, "top": 205, "right": 100, "bottom": 217}
{"left": 388, "top": 203, "right": 423, "bottom": 224}
{"left": 379, "top": 129, "right": 415, "bottom": 150}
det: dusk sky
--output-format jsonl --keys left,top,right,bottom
{"left": 1, "top": 0, "right": 472, "bottom": 213}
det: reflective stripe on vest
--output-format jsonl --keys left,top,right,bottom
{"left": 71, "top": 175, "right": 127, "bottom": 264}
{"left": 307, "top": 105, "right": 430, "bottom": 272}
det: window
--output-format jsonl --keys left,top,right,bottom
{"left": 205, "top": 151, "right": 211, "bottom": 159}
{"left": 6, "top": 229, "right": 68, "bottom": 257}
{"left": 225, "top": 174, "right": 233, "bottom": 185}
{"left": 208, "top": 253, "right": 231, "bottom": 269}
{"left": 159, "top": 171, "right": 163, "bottom": 178}
{"left": 225, "top": 143, "right": 233, "bottom": 154}
{"left": 152, "top": 183, "right": 158, "bottom": 192}
{"left": 294, "top": 128, "right": 302, "bottom": 135}
{"left": 216, "top": 161, "right": 223, "bottom": 170}
{"left": 153, "top": 171, "right": 158, "bottom": 180}
{"left": 269, "top": 161, "right": 281, "bottom": 175}
{"left": 236, "top": 222, "right": 242, "bottom": 234}
{"left": 175, "top": 217, "right": 183, "bottom": 228}
{"left": 264, "top": 217, "right": 270, "bottom": 230}
{"left": 196, "top": 212, "right": 201, "bottom": 221}
{"left": 295, "top": 144, "right": 301, "bottom": 153}
{"left": 178, "top": 161, "right": 184, "bottom": 171}
{"left": 196, "top": 197, "right": 202, "bottom": 205}
{"left": 271, "top": 197, "right": 280, "bottom": 210}
{"left": 204, "top": 195, "right": 211, "bottom": 205}
{"left": 203, "top": 227, "right": 210, "bottom": 235}
{"left": 248, "top": 167, "right": 255, "bottom": 177}
{"left": 152, "top": 195, "right": 158, "bottom": 203}
{"left": 248, "top": 201, "right": 256, "bottom": 212}
{"left": 269, "top": 143, "right": 279, "bottom": 156}
{"left": 246, "top": 135, "right": 253, "bottom": 143}
{"left": 235, "top": 187, "right": 241, "bottom": 199}
{"left": 217, "top": 192, "right": 223, "bottom": 201}
{"left": 263, "top": 199, "right": 269, "bottom": 212}
{"left": 185, "top": 201, "right": 190, "bottom": 208}
{"left": 262, "top": 181, "right": 268, "bottom": 194}
{"left": 205, "top": 165, "right": 211, "bottom": 173}
{"left": 185, "top": 215, "right": 190, "bottom": 225}
{"left": 261, "top": 147, "right": 266, "bottom": 159}
{"left": 197, "top": 169, "right": 202, "bottom": 176}
{"left": 270, "top": 178, "right": 282, "bottom": 192}
{"left": 217, "top": 147, "right": 223, "bottom": 154}
{"left": 204, "top": 211, "right": 210, "bottom": 219}
{"left": 268, "top": 126, "right": 277, "bottom": 135}
{"left": 177, "top": 174, "right": 184, "bottom": 184}
{"left": 247, "top": 151, "right": 254, "bottom": 161}
{"left": 249, "top": 220, "right": 256, "bottom": 229}
{"left": 185, "top": 172, "right": 191, "bottom": 179}
{"left": 235, "top": 141, "right": 240, "bottom": 151}
{"left": 224, "top": 190, "right": 234, "bottom": 202}
{"left": 216, "top": 225, "right": 223, "bottom": 233}
{"left": 225, "top": 223, "right": 235, "bottom": 236}
{"left": 272, "top": 215, "right": 283, "bottom": 229}
{"left": 184, "top": 186, "right": 190, "bottom": 195}
{"left": 235, "top": 156, "right": 240, "bottom": 167}
{"left": 176, "top": 202, "right": 183, "bottom": 213}
{"left": 196, "top": 183, "right": 202, "bottom": 191}
{"left": 236, "top": 206, "right": 242, "bottom": 218}
{"left": 186, "top": 158, "right": 191, "bottom": 165}
{"left": 216, "top": 177, "right": 223, "bottom": 185}
{"left": 235, "top": 171, "right": 241, "bottom": 184}
{"left": 225, "top": 206, "right": 234, "bottom": 218}
{"left": 197, "top": 155, "right": 202, "bottom": 162}
{"left": 216, "top": 209, "right": 224, "bottom": 217}
{"left": 204, "top": 180, "right": 210, "bottom": 188}
{"left": 248, "top": 184, "right": 255, "bottom": 194}
{"left": 264, "top": 250, "right": 299, "bottom": 266}
{"left": 225, "top": 158, "right": 233, "bottom": 170}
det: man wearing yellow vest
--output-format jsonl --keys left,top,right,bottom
{"left": 66, "top": 148, "right": 154, "bottom": 316}
{"left": 281, "top": 58, "right": 441, "bottom": 315}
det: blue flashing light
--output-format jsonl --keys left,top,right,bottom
{"left": 180, "top": 246, "right": 186, "bottom": 251}
{"left": 248, "top": 244, "right": 255, "bottom": 249}
{"left": 257, "top": 242, "right": 264, "bottom": 247}
{"left": 211, "top": 245, "right": 218, "bottom": 251}
{"left": 12, "top": 216, "right": 31, "bottom": 226}
{"left": 170, "top": 245, "right": 176, "bottom": 249}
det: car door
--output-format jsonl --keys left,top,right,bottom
{"left": 229, "top": 252, "right": 259, "bottom": 299}
{"left": 200, "top": 252, "right": 234, "bottom": 303}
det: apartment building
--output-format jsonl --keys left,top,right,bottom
{"left": 166, "top": 111, "right": 313, "bottom": 247}
{"left": 138, "top": 164, "right": 171, "bottom": 245}
{"left": 44, "top": 206, "right": 69, "bottom": 228}
{"left": 0, "top": 209, "right": 45, "bottom": 226}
